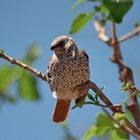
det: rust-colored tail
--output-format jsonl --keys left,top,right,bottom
{"left": 52, "top": 98, "right": 71, "bottom": 123}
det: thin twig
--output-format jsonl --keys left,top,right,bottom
{"left": 0, "top": 52, "right": 48, "bottom": 81}
{"left": 123, "top": 118, "right": 140, "bottom": 135}
{"left": 94, "top": 18, "right": 140, "bottom": 44}
{"left": 87, "top": 81, "right": 123, "bottom": 113}
{"left": 118, "top": 26, "right": 140, "bottom": 43}
{"left": 95, "top": 102, "right": 121, "bottom": 109}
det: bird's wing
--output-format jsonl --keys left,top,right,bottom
{"left": 47, "top": 54, "right": 56, "bottom": 78}
{"left": 73, "top": 49, "right": 89, "bottom": 105}
{"left": 47, "top": 54, "right": 57, "bottom": 92}
{"left": 47, "top": 57, "right": 52, "bottom": 78}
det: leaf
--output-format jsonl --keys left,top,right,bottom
{"left": 87, "top": 93, "right": 95, "bottom": 101}
{"left": 124, "top": 111, "right": 133, "bottom": 121}
{"left": 94, "top": 6, "right": 101, "bottom": 12}
{"left": 114, "top": 112, "right": 132, "bottom": 127}
{"left": 111, "top": 129, "right": 129, "bottom": 140}
{"left": 95, "top": 92, "right": 99, "bottom": 103}
{"left": 102, "top": 0, "right": 133, "bottom": 23}
{"left": 18, "top": 72, "right": 40, "bottom": 100}
{"left": 100, "top": 2, "right": 109, "bottom": 14}
{"left": 70, "top": 12, "right": 94, "bottom": 34}
{"left": 82, "top": 113, "right": 114, "bottom": 139}
{"left": 114, "top": 113, "right": 128, "bottom": 120}
{"left": 82, "top": 125, "right": 97, "bottom": 140}
{"left": 72, "top": 101, "right": 94, "bottom": 109}
{"left": 133, "top": 22, "right": 140, "bottom": 28}
{"left": 71, "top": 0, "right": 85, "bottom": 10}
{"left": 60, "top": 121, "right": 67, "bottom": 129}
{"left": 0, "top": 49, "right": 4, "bottom": 54}
{"left": 0, "top": 66, "right": 21, "bottom": 92}
{"left": 100, "top": 86, "right": 105, "bottom": 91}
{"left": 95, "top": 113, "right": 114, "bottom": 136}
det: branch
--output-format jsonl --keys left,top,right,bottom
{"left": 110, "top": 22, "right": 140, "bottom": 129}
{"left": 87, "top": 80, "right": 123, "bottom": 113}
{"left": 1, "top": 50, "right": 140, "bottom": 138}
{"left": 118, "top": 26, "right": 140, "bottom": 43}
{"left": 87, "top": 80, "right": 140, "bottom": 139}
{"left": 103, "top": 108, "right": 140, "bottom": 140}
{"left": 94, "top": 19, "right": 140, "bottom": 44}
{"left": 94, "top": 18, "right": 140, "bottom": 129}
{"left": 94, "top": 19, "right": 111, "bottom": 45}
{"left": 0, "top": 51, "right": 48, "bottom": 81}
{"left": 111, "top": 22, "right": 123, "bottom": 63}
{"left": 123, "top": 118, "right": 140, "bottom": 136}
{"left": 88, "top": 80, "right": 140, "bottom": 139}
{"left": 0, "top": 50, "right": 123, "bottom": 113}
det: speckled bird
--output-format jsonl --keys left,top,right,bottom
{"left": 47, "top": 36, "right": 90, "bottom": 123}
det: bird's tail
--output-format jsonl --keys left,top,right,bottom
{"left": 52, "top": 98, "right": 71, "bottom": 123}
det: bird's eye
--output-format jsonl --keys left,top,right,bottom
{"left": 58, "top": 40, "right": 65, "bottom": 46}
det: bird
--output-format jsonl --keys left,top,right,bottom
{"left": 47, "top": 35, "right": 90, "bottom": 123}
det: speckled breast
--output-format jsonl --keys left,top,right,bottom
{"left": 51, "top": 55, "right": 90, "bottom": 91}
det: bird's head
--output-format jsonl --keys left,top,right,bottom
{"left": 50, "top": 36, "right": 77, "bottom": 58}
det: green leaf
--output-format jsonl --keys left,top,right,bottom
{"left": 100, "top": 2, "right": 109, "bottom": 14}
{"left": 94, "top": 6, "right": 101, "bottom": 12}
{"left": 59, "top": 121, "right": 67, "bottom": 129}
{"left": 70, "top": 12, "right": 94, "bottom": 34}
{"left": 114, "top": 112, "right": 133, "bottom": 127}
{"left": 111, "top": 129, "right": 129, "bottom": 140}
{"left": 87, "top": 93, "right": 95, "bottom": 101}
{"left": 95, "top": 113, "right": 114, "bottom": 136}
{"left": 18, "top": 72, "right": 40, "bottom": 100}
{"left": 0, "top": 49, "right": 4, "bottom": 54}
{"left": 71, "top": 0, "right": 85, "bottom": 10}
{"left": 114, "top": 113, "right": 128, "bottom": 120}
{"left": 100, "top": 86, "right": 105, "bottom": 91}
{"left": 72, "top": 101, "right": 94, "bottom": 109}
{"left": 0, "top": 66, "right": 21, "bottom": 92}
{"left": 124, "top": 111, "right": 133, "bottom": 121}
{"left": 82, "top": 125, "right": 97, "bottom": 140}
{"left": 102, "top": 0, "right": 133, "bottom": 23}
{"left": 133, "top": 22, "right": 140, "bottom": 28}
{"left": 95, "top": 92, "right": 99, "bottom": 103}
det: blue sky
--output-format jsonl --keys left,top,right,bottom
{"left": 0, "top": 0, "right": 140, "bottom": 140}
